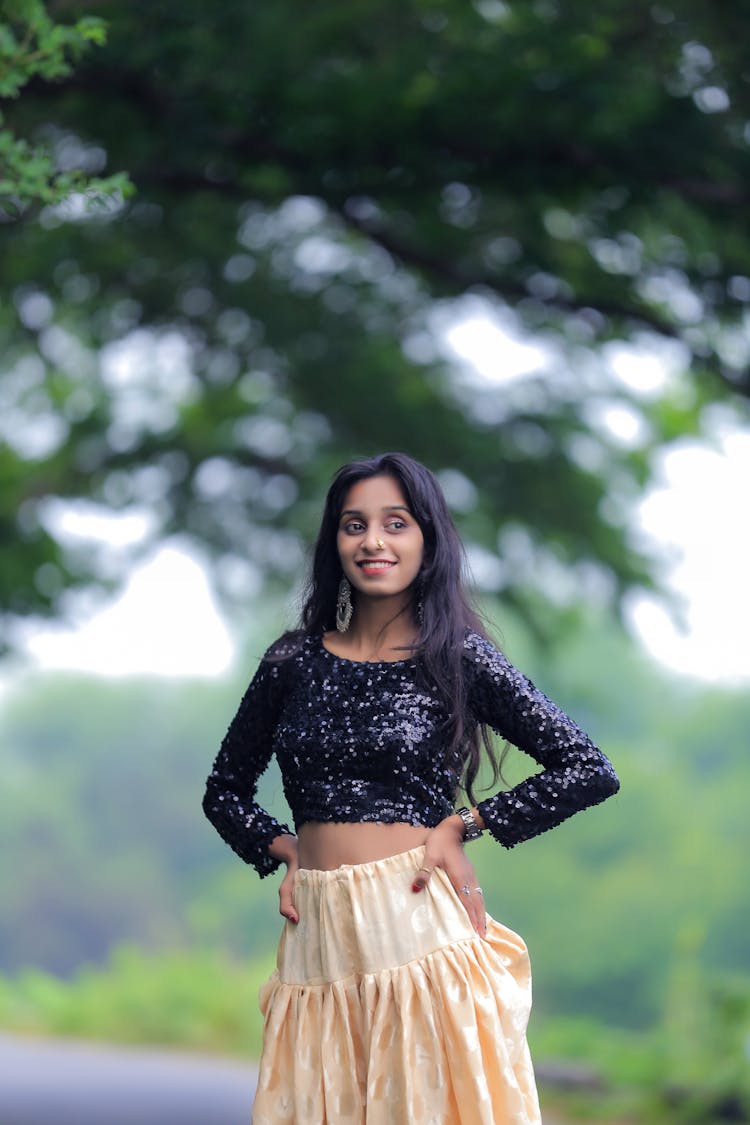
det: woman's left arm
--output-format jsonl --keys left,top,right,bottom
{"left": 413, "top": 633, "right": 619, "bottom": 932}
{"left": 465, "top": 633, "right": 620, "bottom": 849}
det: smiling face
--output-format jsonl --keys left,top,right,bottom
{"left": 336, "top": 474, "right": 424, "bottom": 603}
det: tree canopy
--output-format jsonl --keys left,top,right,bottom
{"left": 0, "top": 0, "right": 129, "bottom": 206}
{"left": 2, "top": 0, "right": 749, "bottom": 633}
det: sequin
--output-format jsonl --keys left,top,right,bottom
{"left": 202, "top": 632, "right": 620, "bottom": 877}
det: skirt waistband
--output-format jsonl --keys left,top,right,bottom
{"left": 295, "top": 843, "right": 428, "bottom": 886}
{"left": 279, "top": 844, "right": 512, "bottom": 985}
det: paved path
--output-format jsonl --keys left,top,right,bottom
{"left": 0, "top": 1033, "right": 257, "bottom": 1124}
{"left": 0, "top": 1033, "right": 587, "bottom": 1124}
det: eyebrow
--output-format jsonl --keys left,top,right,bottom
{"left": 340, "top": 505, "right": 411, "bottom": 517}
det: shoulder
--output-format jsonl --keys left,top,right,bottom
{"left": 462, "top": 629, "right": 510, "bottom": 671}
{"left": 461, "top": 630, "right": 530, "bottom": 698}
{"left": 251, "top": 631, "right": 317, "bottom": 692}
{"left": 261, "top": 629, "right": 310, "bottom": 663}
{"left": 259, "top": 630, "right": 323, "bottom": 679}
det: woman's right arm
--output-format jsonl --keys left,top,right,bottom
{"left": 202, "top": 657, "right": 294, "bottom": 878}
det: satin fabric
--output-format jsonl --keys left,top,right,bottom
{"left": 252, "top": 846, "right": 541, "bottom": 1124}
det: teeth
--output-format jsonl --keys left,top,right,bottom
{"left": 360, "top": 561, "right": 393, "bottom": 568}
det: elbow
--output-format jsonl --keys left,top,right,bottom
{"left": 603, "top": 775, "right": 620, "bottom": 801}
{"left": 570, "top": 749, "right": 620, "bottom": 807}
{"left": 568, "top": 747, "right": 620, "bottom": 803}
{"left": 595, "top": 760, "right": 620, "bottom": 801}
{"left": 202, "top": 779, "right": 219, "bottom": 824}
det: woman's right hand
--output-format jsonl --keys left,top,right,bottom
{"left": 268, "top": 832, "right": 300, "bottom": 924}
{"left": 412, "top": 815, "right": 486, "bottom": 938}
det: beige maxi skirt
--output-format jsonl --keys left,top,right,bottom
{"left": 252, "top": 845, "right": 541, "bottom": 1125}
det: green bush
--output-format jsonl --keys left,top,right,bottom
{"left": 2, "top": 944, "right": 749, "bottom": 1122}
{"left": 0, "top": 945, "right": 275, "bottom": 1057}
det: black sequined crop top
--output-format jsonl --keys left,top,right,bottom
{"left": 203, "top": 630, "right": 619, "bottom": 877}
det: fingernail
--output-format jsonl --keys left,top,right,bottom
{"left": 411, "top": 883, "right": 421, "bottom": 893}
{"left": 290, "top": 914, "right": 298, "bottom": 924}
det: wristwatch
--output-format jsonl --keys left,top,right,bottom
{"left": 455, "top": 806, "right": 483, "bottom": 842}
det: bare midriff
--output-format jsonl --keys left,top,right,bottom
{"left": 297, "top": 821, "right": 431, "bottom": 871}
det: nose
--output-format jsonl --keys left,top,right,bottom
{"left": 361, "top": 526, "right": 382, "bottom": 553}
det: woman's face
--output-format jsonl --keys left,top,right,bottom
{"left": 336, "top": 475, "right": 424, "bottom": 602}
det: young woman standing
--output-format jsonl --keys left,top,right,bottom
{"left": 203, "top": 452, "right": 620, "bottom": 1124}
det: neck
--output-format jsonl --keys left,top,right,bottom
{"left": 345, "top": 593, "right": 417, "bottom": 657}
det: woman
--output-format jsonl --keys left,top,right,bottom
{"left": 203, "top": 451, "right": 620, "bottom": 1124}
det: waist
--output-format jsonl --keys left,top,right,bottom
{"left": 297, "top": 821, "right": 430, "bottom": 871}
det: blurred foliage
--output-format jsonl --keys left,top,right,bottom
{"left": 656, "top": 935, "right": 750, "bottom": 1122}
{"left": 1, "top": 608, "right": 749, "bottom": 1119}
{"left": 0, "top": 0, "right": 131, "bottom": 208}
{"left": 0, "top": 944, "right": 271, "bottom": 1056}
{"left": 2, "top": 0, "right": 750, "bottom": 635}
{"left": 2, "top": 605, "right": 749, "bottom": 1033}
{"left": 1, "top": 946, "right": 748, "bottom": 1123}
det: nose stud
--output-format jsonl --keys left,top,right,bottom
{"left": 376, "top": 539, "right": 385, "bottom": 550}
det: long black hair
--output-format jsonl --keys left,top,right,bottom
{"left": 285, "top": 451, "right": 502, "bottom": 804}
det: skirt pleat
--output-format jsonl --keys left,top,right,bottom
{"left": 252, "top": 846, "right": 541, "bottom": 1125}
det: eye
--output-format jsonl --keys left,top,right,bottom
{"left": 384, "top": 518, "right": 407, "bottom": 531}
{"left": 342, "top": 519, "right": 365, "bottom": 534}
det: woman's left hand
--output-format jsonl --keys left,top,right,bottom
{"left": 412, "top": 815, "right": 486, "bottom": 938}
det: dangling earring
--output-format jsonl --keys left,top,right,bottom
{"left": 415, "top": 576, "right": 424, "bottom": 626}
{"left": 336, "top": 576, "right": 353, "bottom": 633}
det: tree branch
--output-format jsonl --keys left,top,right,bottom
{"left": 336, "top": 207, "right": 684, "bottom": 339}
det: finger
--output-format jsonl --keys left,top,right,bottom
{"left": 455, "top": 881, "right": 486, "bottom": 938}
{"left": 463, "top": 879, "right": 486, "bottom": 936}
{"left": 455, "top": 880, "right": 474, "bottom": 924}
{"left": 279, "top": 883, "right": 299, "bottom": 924}
{"left": 411, "top": 863, "right": 435, "bottom": 893}
{"left": 474, "top": 887, "right": 487, "bottom": 938}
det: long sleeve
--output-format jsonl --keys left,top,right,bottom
{"left": 202, "top": 654, "right": 293, "bottom": 877}
{"left": 464, "top": 633, "right": 620, "bottom": 849}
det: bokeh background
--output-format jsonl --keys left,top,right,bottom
{"left": 2, "top": 1, "right": 750, "bottom": 1121}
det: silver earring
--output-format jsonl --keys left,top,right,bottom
{"left": 336, "top": 577, "right": 353, "bottom": 633}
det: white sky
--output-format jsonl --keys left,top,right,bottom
{"left": 626, "top": 427, "right": 750, "bottom": 683}
{"left": 14, "top": 311, "right": 750, "bottom": 685}
{"left": 18, "top": 544, "right": 234, "bottom": 679}
{"left": 445, "top": 311, "right": 750, "bottom": 685}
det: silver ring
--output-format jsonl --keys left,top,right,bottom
{"left": 461, "top": 884, "right": 471, "bottom": 896}
{"left": 475, "top": 887, "right": 484, "bottom": 895}
{"left": 418, "top": 866, "right": 433, "bottom": 874}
